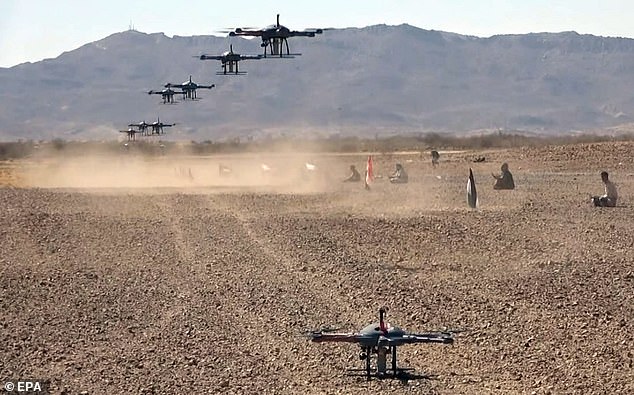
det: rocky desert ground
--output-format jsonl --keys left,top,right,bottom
{"left": 1, "top": 141, "right": 633, "bottom": 394}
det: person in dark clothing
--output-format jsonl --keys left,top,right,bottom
{"left": 492, "top": 163, "right": 515, "bottom": 190}
{"left": 431, "top": 150, "right": 440, "bottom": 166}
{"left": 389, "top": 163, "right": 408, "bottom": 184}
{"left": 343, "top": 165, "right": 361, "bottom": 182}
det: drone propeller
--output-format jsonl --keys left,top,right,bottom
{"left": 260, "top": 54, "right": 301, "bottom": 59}
{"left": 306, "top": 27, "right": 333, "bottom": 33}
{"left": 299, "top": 326, "right": 343, "bottom": 337}
{"left": 218, "top": 27, "right": 260, "bottom": 36}
{"left": 217, "top": 26, "right": 259, "bottom": 32}
{"left": 439, "top": 327, "right": 469, "bottom": 336}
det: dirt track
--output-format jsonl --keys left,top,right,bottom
{"left": 1, "top": 142, "right": 633, "bottom": 394}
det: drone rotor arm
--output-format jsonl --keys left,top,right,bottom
{"left": 230, "top": 30, "right": 263, "bottom": 37}
{"left": 199, "top": 55, "right": 224, "bottom": 60}
{"left": 289, "top": 30, "right": 318, "bottom": 37}
{"left": 240, "top": 54, "right": 263, "bottom": 60}
{"left": 397, "top": 332, "right": 454, "bottom": 345}
{"left": 309, "top": 332, "right": 359, "bottom": 343}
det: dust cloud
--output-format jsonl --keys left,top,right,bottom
{"left": 18, "top": 145, "right": 345, "bottom": 194}
{"left": 10, "top": 143, "right": 509, "bottom": 215}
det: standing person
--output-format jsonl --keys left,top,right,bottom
{"left": 431, "top": 150, "right": 440, "bottom": 167}
{"left": 492, "top": 163, "right": 515, "bottom": 190}
{"left": 592, "top": 171, "right": 618, "bottom": 207}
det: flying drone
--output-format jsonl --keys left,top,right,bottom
{"left": 164, "top": 76, "right": 215, "bottom": 100}
{"left": 149, "top": 117, "right": 175, "bottom": 135}
{"left": 199, "top": 44, "right": 262, "bottom": 75}
{"left": 224, "top": 14, "right": 325, "bottom": 58}
{"left": 119, "top": 127, "right": 141, "bottom": 141}
{"left": 147, "top": 84, "right": 183, "bottom": 104}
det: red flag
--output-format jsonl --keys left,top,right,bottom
{"left": 365, "top": 155, "right": 374, "bottom": 189}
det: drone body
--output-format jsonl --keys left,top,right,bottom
{"left": 147, "top": 85, "right": 183, "bottom": 104}
{"left": 119, "top": 127, "right": 140, "bottom": 141}
{"left": 164, "top": 76, "right": 214, "bottom": 100}
{"left": 199, "top": 44, "right": 262, "bottom": 75}
{"left": 227, "top": 14, "right": 324, "bottom": 58}
{"left": 310, "top": 308, "right": 454, "bottom": 380}
{"left": 127, "top": 121, "right": 151, "bottom": 135}
{"left": 149, "top": 117, "right": 175, "bottom": 135}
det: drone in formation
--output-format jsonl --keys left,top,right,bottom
{"left": 149, "top": 117, "right": 175, "bottom": 135}
{"left": 123, "top": 14, "right": 326, "bottom": 141}
{"left": 147, "top": 85, "right": 182, "bottom": 104}
{"left": 119, "top": 127, "right": 141, "bottom": 141}
{"left": 121, "top": 118, "right": 174, "bottom": 139}
{"left": 119, "top": 121, "right": 151, "bottom": 140}
{"left": 225, "top": 14, "right": 325, "bottom": 58}
{"left": 199, "top": 44, "right": 262, "bottom": 75}
{"left": 164, "top": 76, "right": 215, "bottom": 100}
{"left": 128, "top": 121, "right": 151, "bottom": 134}
{"left": 309, "top": 308, "right": 455, "bottom": 380}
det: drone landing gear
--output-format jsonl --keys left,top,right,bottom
{"left": 219, "top": 61, "right": 246, "bottom": 75}
{"left": 183, "top": 90, "right": 196, "bottom": 100}
{"left": 265, "top": 38, "right": 290, "bottom": 58}
{"left": 348, "top": 346, "right": 411, "bottom": 381}
{"left": 283, "top": 38, "right": 290, "bottom": 57}
{"left": 227, "top": 61, "right": 238, "bottom": 74}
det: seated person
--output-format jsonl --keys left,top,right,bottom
{"left": 389, "top": 163, "right": 408, "bottom": 184}
{"left": 592, "top": 171, "right": 618, "bottom": 207}
{"left": 343, "top": 165, "right": 361, "bottom": 182}
{"left": 492, "top": 163, "right": 515, "bottom": 190}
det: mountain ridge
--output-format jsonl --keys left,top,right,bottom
{"left": 1, "top": 24, "right": 634, "bottom": 141}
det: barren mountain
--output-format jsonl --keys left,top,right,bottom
{"left": 2, "top": 25, "right": 634, "bottom": 140}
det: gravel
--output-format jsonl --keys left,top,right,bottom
{"left": 1, "top": 142, "right": 633, "bottom": 394}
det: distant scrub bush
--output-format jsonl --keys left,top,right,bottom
{"left": 0, "top": 132, "right": 633, "bottom": 160}
{"left": 0, "top": 142, "right": 35, "bottom": 160}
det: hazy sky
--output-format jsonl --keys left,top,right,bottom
{"left": 1, "top": 0, "right": 632, "bottom": 67}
